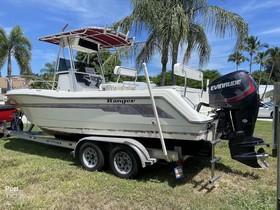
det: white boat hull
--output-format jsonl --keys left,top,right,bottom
{"left": 7, "top": 88, "right": 215, "bottom": 141}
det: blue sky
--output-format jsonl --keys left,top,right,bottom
{"left": 1, "top": 0, "right": 280, "bottom": 77}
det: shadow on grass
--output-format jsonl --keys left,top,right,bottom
{"left": 138, "top": 155, "right": 260, "bottom": 189}
{"left": 216, "top": 163, "right": 260, "bottom": 179}
{"left": 3, "top": 138, "right": 260, "bottom": 189}
{"left": 3, "top": 138, "right": 74, "bottom": 162}
{"left": 138, "top": 157, "right": 209, "bottom": 188}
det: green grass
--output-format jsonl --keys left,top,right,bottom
{"left": 0, "top": 121, "right": 276, "bottom": 209}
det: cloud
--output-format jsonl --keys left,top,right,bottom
{"left": 32, "top": 49, "right": 57, "bottom": 60}
{"left": 238, "top": 0, "right": 280, "bottom": 13}
{"left": 14, "top": 0, "right": 131, "bottom": 27}
{"left": 29, "top": 49, "right": 57, "bottom": 74}
{"left": 70, "top": 0, "right": 132, "bottom": 26}
{"left": 17, "top": 0, "right": 88, "bottom": 13}
{"left": 45, "top": 16, "right": 69, "bottom": 24}
{"left": 259, "top": 27, "right": 280, "bottom": 35}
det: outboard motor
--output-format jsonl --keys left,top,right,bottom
{"left": 209, "top": 70, "right": 269, "bottom": 168}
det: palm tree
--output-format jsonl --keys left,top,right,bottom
{"left": 266, "top": 47, "right": 280, "bottom": 80}
{"left": 40, "top": 61, "right": 55, "bottom": 82}
{"left": 227, "top": 51, "right": 247, "bottom": 70}
{"left": 254, "top": 51, "right": 268, "bottom": 86}
{"left": 113, "top": 0, "right": 184, "bottom": 85}
{"left": 261, "top": 46, "right": 280, "bottom": 100}
{"left": 40, "top": 62, "right": 55, "bottom": 75}
{"left": 241, "top": 35, "right": 268, "bottom": 74}
{"left": 0, "top": 25, "right": 32, "bottom": 90}
{"left": 114, "top": 0, "right": 248, "bottom": 85}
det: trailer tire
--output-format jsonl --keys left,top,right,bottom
{"left": 79, "top": 142, "right": 105, "bottom": 171}
{"left": 109, "top": 146, "right": 140, "bottom": 179}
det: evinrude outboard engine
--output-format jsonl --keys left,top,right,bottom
{"left": 209, "top": 70, "right": 269, "bottom": 168}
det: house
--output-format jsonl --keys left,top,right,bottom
{"left": 0, "top": 76, "right": 30, "bottom": 102}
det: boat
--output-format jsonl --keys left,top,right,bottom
{"left": 6, "top": 26, "right": 268, "bottom": 168}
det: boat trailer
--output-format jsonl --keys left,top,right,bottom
{"left": 2, "top": 113, "right": 223, "bottom": 183}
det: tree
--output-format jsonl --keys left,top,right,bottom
{"left": 0, "top": 25, "right": 32, "bottom": 90}
{"left": 153, "top": 69, "right": 221, "bottom": 90}
{"left": 203, "top": 69, "right": 222, "bottom": 85}
{"left": 241, "top": 35, "right": 268, "bottom": 74}
{"left": 254, "top": 51, "right": 268, "bottom": 85}
{"left": 40, "top": 61, "right": 55, "bottom": 75}
{"left": 114, "top": 0, "right": 248, "bottom": 85}
{"left": 262, "top": 46, "right": 280, "bottom": 100}
{"left": 264, "top": 47, "right": 280, "bottom": 82}
{"left": 227, "top": 51, "right": 247, "bottom": 70}
{"left": 29, "top": 62, "right": 55, "bottom": 89}
{"left": 251, "top": 70, "right": 271, "bottom": 85}
{"left": 113, "top": 0, "right": 186, "bottom": 85}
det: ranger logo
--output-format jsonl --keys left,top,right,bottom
{"left": 107, "top": 99, "right": 135, "bottom": 104}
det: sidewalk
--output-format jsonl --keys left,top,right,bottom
{"left": 257, "top": 118, "right": 273, "bottom": 122}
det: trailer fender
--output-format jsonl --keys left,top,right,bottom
{"left": 74, "top": 136, "right": 157, "bottom": 168}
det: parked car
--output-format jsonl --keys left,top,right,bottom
{"left": 258, "top": 102, "right": 274, "bottom": 118}
{"left": 0, "top": 104, "right": 23, "bottom": 138}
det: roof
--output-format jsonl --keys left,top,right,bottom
{"left": 38, "top": 26, "right": 133, "bottom": 53}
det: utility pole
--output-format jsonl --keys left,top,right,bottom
{"left": 273, "top": 82, "right": 280, "bottom": 209}
{"left": 273, "top": 83, "right": 280, "bottom": 156}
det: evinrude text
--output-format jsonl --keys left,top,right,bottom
{"left": 210, "top": 79, "right": 242, "bottom": 91}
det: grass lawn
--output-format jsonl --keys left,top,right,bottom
{"left": 0, "top": 121, "right": 276, "bottom": 209}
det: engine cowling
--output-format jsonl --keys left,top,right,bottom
{"left": 208, "top": 70, "right": 269, "bottom": 168}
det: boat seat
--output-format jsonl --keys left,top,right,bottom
{"left": 101, "top": 83, "right": 136, "bottom": 91}
{"left": 174, "top": 63, "right": 205, "bottom": 110}
{"left": 174, "top": 63, "right": 203, "bottom": 83}
{"left": 99, "top": 66, "right": 139, "bottom": 91}
{"left": 114, "top": 66, "right": 138, "bottom": 83}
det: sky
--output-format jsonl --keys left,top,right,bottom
{"left": 0, "top": 0, "right": 280, "bottom": 77}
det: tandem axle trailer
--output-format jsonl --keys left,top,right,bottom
{"left": 2, "top": 119, "right": 221, "bottom": 182}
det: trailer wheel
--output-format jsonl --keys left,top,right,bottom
{"left": 109, "top": 146, "right": 140, "bottom": 179}
{"left": 79, "top": 142, "right": 105, "bottom": 171}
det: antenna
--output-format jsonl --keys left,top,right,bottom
{"left": 104, "top": 23, "right": 108, "bottom": 34}
{"left": 62, "top": 23, "right": 69, "bottom": 32}
{"left": 116, "top": 26, "right": 120, "bottom": 35}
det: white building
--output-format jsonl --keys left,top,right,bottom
{"left": 258, "top": 85, "right": 274, "bottom": 102}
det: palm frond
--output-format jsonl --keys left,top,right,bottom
{"left": 183, "top": 24, "right": 211, "bottom": 67}
{"left": 203, "top": 6, "right": 248, "bottom": 49}
{"left": 136, "top": 33, "right": 160, "bottom": 68}
{"left": 0, "top": 27, "right": 8, "bottom": 69}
